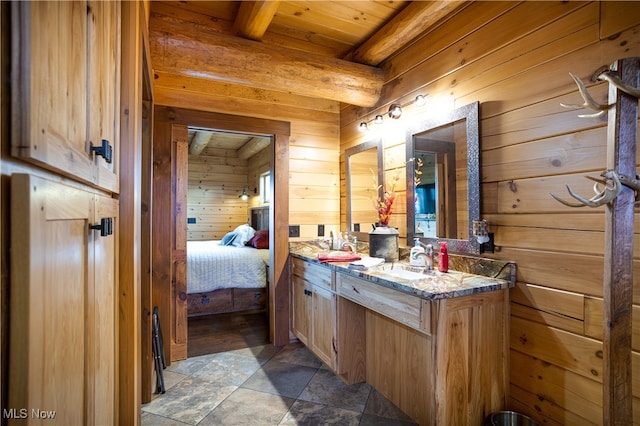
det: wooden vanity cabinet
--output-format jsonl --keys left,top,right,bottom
{"left": 290, "top": 256, "right": 509, "bottom": 425}
{"left": 290, "top": 257, "right": 337, "bottom": 368}
{"left": 337, "top": 271, "right": 509, "bottom": 425}
{"left": 290, "top": 257, "right": 366, "bottom": 383}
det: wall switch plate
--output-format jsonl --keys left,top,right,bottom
{"left": 187, "top": 217, "right": 196, "bottom": 224}
{"left": 354, "top": 223, "right": 360, "bottom": 232}
{"left": 289, "top": 225, "right": 300, "bottom": 237}
{"left": 318, "top": 224, "right": 325, "bottom": 236}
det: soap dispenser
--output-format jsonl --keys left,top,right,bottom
{"left": 410, "top": 238, "right": 426, "bottom": 267}
{"left": 438, "top": 241, "right": 449, "bottom": 273}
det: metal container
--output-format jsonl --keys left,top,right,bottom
{"left": 485, "top": 411, "right": 540, "bottom": 426}
{"left": 368, "top": 226, "right": 399, "bottom": 262}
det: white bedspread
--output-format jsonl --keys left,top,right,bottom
{"left": 187, "top": 240, "right": 269, "bottom": 293}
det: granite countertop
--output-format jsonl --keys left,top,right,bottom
{"left": 290, "top": 240, "right": 516, "bottom": 301}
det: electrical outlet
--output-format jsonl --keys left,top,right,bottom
{"left": 317, "top": 224, "right": 325, "bottom": 236}
{"left": 289, "top": 225, "right": 300, "bottom": 238}
{"left": 187, "top": 217, "right": 196, "bottom": 224}
{"left": 353, "top": 223, "right": 360, "bottom": 232}
{"left": 480, "top": 232, "right": 495, "bottom": 254}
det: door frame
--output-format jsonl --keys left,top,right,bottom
{"left": 151, "top": 106, "right": 290, "bottom": 363}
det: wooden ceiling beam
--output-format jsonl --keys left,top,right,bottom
{"left": 238, "top": 137, "right": 270, "bottom": 160}
{"left": 349, "top": 1, "right": 465, "bottom": 66}
{"left": 149, "top": 19, "right": 384, "bottom": 107}
{"left": 189, "top": 131, "right": 212, "bottom": 155}
{"left": 233, "top": 1, "right": 281, "bottom": 41}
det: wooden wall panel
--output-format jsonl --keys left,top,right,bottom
{"left": 154, "top": 72, "right": 340, "bottom": 240}
{"left": 340, "top": 2, "right": 640, "bottom": 423}
{"left": 187, "top": 149, "right": 250, "bottom": 241}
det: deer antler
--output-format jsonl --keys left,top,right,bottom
{"left": 550, "top": 170, "right": 621, "bottom": 208}
{"left": 597, "top": 70, "right": 640, "bottom": 99}
{"left": 560, "top": 72, "right": 613, "bottom": 118}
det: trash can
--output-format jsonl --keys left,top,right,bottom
{"left": 485, "top": 411, "right": 540, "bottom": 426}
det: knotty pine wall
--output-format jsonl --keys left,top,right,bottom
{"left": 154, "top": 77, "right": 340, "bottom": 241}
{"left": 341, "top": 2, "right": 640, "bottom": 425}
{"left": 187, "top": 145, "right": 271, "bottom": 241}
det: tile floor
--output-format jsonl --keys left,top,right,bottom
{"left": 141, "top": 342, "right": 418, "bottom": 425}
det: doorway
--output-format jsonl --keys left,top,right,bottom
{"left": 150, "top": 106, "right": 290, "bottom": 367}
{"left": 185, "top": 127, "right": 272, "bottom": 357}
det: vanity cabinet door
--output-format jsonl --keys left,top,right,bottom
{"left": 310, "top": 286, "right": 337, "bottom": 369}
{"left": 290, "top": 257, "right": 337, "bottom": 368}
{"left": 291, "top": 274, "right": 311, "bottom": 345}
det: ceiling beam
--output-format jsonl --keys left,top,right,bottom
{"left": 349, "top": 1, "right": 465, "bottom": 66}
{"left": 189, "top": 131, "right": 212, "bottom": 155}
{"left": 238, "top": 137, "right": 270, "bottom": 160}
{"left": 149, "top": 19, "right": 384, "bottom": 107}
{"left": 233, "top": 1, "right": 281, "bottom": 40}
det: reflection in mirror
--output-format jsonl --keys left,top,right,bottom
{"left": 346, "top": 139, "right": 383, "bottom": 239}
{"left": 406, "top": 101, "right": 480, "bottom": 254}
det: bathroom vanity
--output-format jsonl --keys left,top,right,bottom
{"left": 289, "top": 242, "right": 515, "bottom": 425}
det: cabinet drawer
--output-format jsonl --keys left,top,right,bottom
{"left": 337, "top": 273, "right": 425, "bottom": 332}
{"left": 291, "top": 257, "right": 334, "bottom": 291}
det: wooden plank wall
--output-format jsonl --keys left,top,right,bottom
{"left": 187, "top": 145, "right": 271, "bottom": 241}
{"left": 187, "top": 146, "right": 251, "bottom": 241}
{"left": 340, "top": 2, "right": 640, "bottom": 424}
{"left": 154, "top": 81, "right": 340, "bottom": 239}
{"left": 151, "top": 6, "right": 341, "bottom": 240}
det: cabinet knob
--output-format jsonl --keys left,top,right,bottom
{"left": 91, "top": 139, "right": 113, "bottom": 164}
{"left": 90, "top": 217, "right": 113, "bottom": 237}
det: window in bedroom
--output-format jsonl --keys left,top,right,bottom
{"left": 260, "top": 172, "right": 271, "bottom": 204}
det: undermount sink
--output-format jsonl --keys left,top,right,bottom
{"left": 374, "top": 263, "right": 431, "bottom": 280}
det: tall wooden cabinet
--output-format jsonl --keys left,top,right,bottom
{"left": 9, "top": 175, "right": 119, "bottom": 425}
{"left": 11, "top": 1, "right": 121, "bottom": 193}
{"left": 8, "top": 1, "right": 121, "bottom": 424}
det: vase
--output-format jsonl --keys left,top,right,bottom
{"left": 368, "top": 225, "right": 399, "bottom": 262}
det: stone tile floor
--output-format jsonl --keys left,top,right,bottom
{"left": 142, "top": 342, "right": 418, "bottom": 425}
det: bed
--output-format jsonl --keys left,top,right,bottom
{"left": 187, "top": 225, "right": 269, "bottom": 317}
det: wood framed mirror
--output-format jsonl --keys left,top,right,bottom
{"left": 345, "top": 139, "right": 383, "bottom": 240}
{"left": 405, "top": 101, "right": 480, "bottom": 253}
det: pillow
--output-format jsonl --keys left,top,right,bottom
{"left": 219, "top": 224, "right": 255, "bottom": 247}
{"left": 246, "top": 229, "right": 269, "bottom": 249}
{"left": 230, "top": 224, "right": 255, "bottom": 247}
{"left": 220, "top": 231, "right": 238, "bottom": 246}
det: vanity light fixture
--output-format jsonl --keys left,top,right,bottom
{"left": 357, "top": 93, "right": 429, "bottom": 130}
{"left": 388, "top": 104, "right": 402, "bottom": 119}
{"left": 358, "top": 114, "right": 387, "bottom": 132}
{"left": 239, "top": 186, "right": 250, "bottom": 201}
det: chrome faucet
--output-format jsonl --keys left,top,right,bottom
{"left": 341, "top": 234, "right": 358, "bottom": 253}
{"left": 411, "top": 243, "right": 433, "bottom": 271}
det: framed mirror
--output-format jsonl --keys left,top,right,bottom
{"left": 346, "top": 139, "right": 383, "bottom": 240}
{"left": 406, "top": 101, "right": 480, "bottom": 253}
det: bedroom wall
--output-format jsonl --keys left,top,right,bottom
{"left": 340, "top": 2, "right": 640, "bottom": 424}
{"left": 187, "top": 144, "right": 271, "bottom": 241}
{"left": 187, "top": 146, "right": 250, "bottom": 241}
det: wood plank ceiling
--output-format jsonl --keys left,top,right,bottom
{"left": 151, "top": 1, "right": 467, "bottom": 154}
{"left": 149, "top": 1, "right": 467, "bottom": 106}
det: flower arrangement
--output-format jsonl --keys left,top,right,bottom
{"left": 371, "top": 158, "right": 415, "bottom": 227}
{"left": 372, "top": 171, "right": 398, "bottom": 226}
